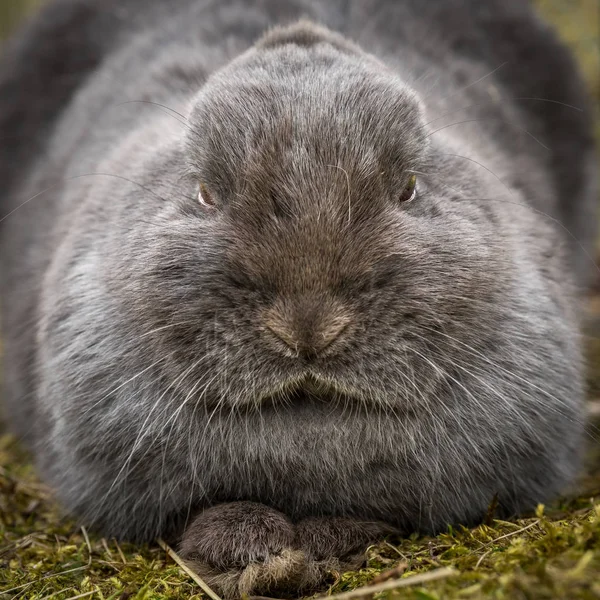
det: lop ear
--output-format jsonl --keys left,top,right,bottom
{"left": 256, "top": 19, "right": 362, "bottom": 56}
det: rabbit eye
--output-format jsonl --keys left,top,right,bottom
{"left": 197, "top": 183, "right": 217, "bottom": 208}
{"left": 399, "top": 174, "right": 417, "bottom": 203}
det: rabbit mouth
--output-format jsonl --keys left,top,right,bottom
{"left": 258, "top": 375, "right": 359, "bottom": 407}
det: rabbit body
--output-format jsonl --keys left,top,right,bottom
{"left": 0, "top": 0, "right": 597, "bottom": 595}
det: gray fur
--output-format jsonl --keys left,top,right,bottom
{"left": 0, "top": 0, "right": 597, "bottom": 596}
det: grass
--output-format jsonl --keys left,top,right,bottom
{"left": 1, "top": 1, "right": 600, "bottom": 599}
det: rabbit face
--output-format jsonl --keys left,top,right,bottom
{"left": 124, "top": 37, "right": 517, "bottom": 419}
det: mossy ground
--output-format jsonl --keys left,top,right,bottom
{"left": 1, "top": 0, "right": 600, "bottom": 599}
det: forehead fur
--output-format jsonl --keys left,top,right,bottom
{"left": 186, "top": 21, "right": 426, "bottom": 204}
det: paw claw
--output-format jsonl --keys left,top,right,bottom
{"left": 238, "top": 549, "right": 308, "bottom": 596}
{"left": 185, "top": 549, "right": 329, "bottom": 598}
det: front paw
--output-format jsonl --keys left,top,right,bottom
{"left": 294, "top": 516, "right": 398, "bottom": 566}
{"left": 180, "top": 502, "right": 295, "bottom": 568}
{"left": 179, "top": 502, "right": 307, "bottom": 598}
{"left": 179, "top": 503, "right": 396, "bottom": 599}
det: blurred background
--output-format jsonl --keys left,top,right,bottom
{"left": 0, "top": 0, "right": 41, "bottom": 39}
{"left": 0, "top": 0, "right": 598, "bottom": 124}
{"left": 1, "top": 0, "right": 599, "bottom": 94}
{"left": 535, "top": 0, "right": 599, "bottom": 105}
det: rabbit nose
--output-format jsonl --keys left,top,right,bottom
{"left": 263, "top": 295, "right": 352, "bottom": 358}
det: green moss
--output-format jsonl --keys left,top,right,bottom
{"left": 320, "top": 500, "right": 600, "bottom": 600}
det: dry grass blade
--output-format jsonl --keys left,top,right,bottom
{"left": 64, "top": 591, "right": 97, "bottom": 600}
{"left": 113, "top": 538, "right": 128, "bottom": 565}
{"left": 80, "top": 526, "right": 92, "bottom": 561}
{"left": 315, "top": 566, "right": 457, "bottom": 600}
{"left": 474, "top": 549, "right": 493, "bottom": 569}
{"left": 484, "top": 519, "right": 541, "bottom": 546}
{"left": 157, "top": 537, "right": 223, "bottom": 600}
{"left": 39, "top": 588, "right": 75, "bottom": 600}
{"left": 369, "top": 561, "right": 409, "bottom": 584}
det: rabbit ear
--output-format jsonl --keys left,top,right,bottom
{"left": 256, "top": 20, "right": 362, "bottom": 56}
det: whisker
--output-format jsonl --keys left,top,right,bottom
{"left": 417, "top": 162, "right": 600, "bottom": 278}
{"left": 424, "top": 96, "right": 582, "bottom": 127}
{"left": 156, "top": 363, "right": 219, "bottom": 517}
{"left": 416, "top": 324, "right": 600, "bottom": 442}
{"left": 327, "top": 164, "right": 352, "bottom": 226}
{"left": 97, "top": 355, "right": 206, "bottom": 507}
{"left": 424, "top": 61, "right": 508, "bottom": 103}
{"left": 139, "top": 321, "right": 194, "bottom": 339}
{"left": 78, "top": 355, "right": 170, "bottom": 418}
{"left": 115, "top": 100, "right": 192, "bottom": 130}
{"left": 426, "top": 118, "right": 550, "bottom": 151}
{"left": 438, "top": 151, "right": 516, "bottom": 194}
{"left": 116, "top": 100, "right": 189, "bottom": 121}
{"left": 0, "top": 172, "right": 172, "bottom": 224}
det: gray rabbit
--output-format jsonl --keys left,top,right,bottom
{"left": 0, "top": 0, "right": 597, "bottom": 597}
